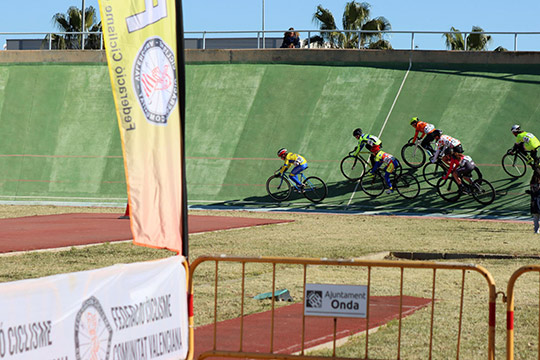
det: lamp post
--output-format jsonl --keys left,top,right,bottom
{"left": 262, "top": 0, "right": 265, "bottom": 49}
{"left": 81, "top": 0, "right": 86, "bottom": 49}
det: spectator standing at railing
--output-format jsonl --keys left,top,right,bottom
{"left": 280, "top": 27, "right": 300, "bottom": 48}
{"left": 527, "top": 172, "right": 540, "bottom": 234}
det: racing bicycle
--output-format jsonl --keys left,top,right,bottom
{"left": 340, "top": 149, "right": 370, "bottom": 181}
{"left": 436, "top": 171, "right": 495, "bottom": 205}
{"left": 359, "top": 165, "right": 420, "bottom": 199}
{"left": 501, "top": 148, "right": 529, "bottom": 178}
{"left": 266, "top": 170, "right": 328, "bottom": 203}
{"left": 423, "top": 156, "right": 482, "bottom": 188}
{"left": 401, "top": 137, "right": 434, "bottom": 168}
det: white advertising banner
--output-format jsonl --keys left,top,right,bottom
{"left": 304, "top": 283, "right": 368, "bottom": 318}
{"left": 0, "top": 256, "right": 188, "bottom": 360}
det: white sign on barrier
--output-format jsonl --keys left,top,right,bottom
{"left": 304, "top": 283, "right": 368, "bottom": 318}
{"left": 0, "top": 255, "right": 188, "bottom": 360}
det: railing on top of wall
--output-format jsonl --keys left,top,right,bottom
{"left": 2, "top": 30, "right": 540, "bottom": 51}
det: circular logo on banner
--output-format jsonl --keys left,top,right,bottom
{"left": 74, "top": 296, "right": 113, "bottom": 360}
{"left": 133, "top": 37, "right": 178, "bottom": 125}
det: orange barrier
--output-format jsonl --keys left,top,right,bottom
{"left": 505, "top": 265, "right": 540, "bottom": 360}
{"left": 188, "top": 255, "right": 496, "bottom": 360}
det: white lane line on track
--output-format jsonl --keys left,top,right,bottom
{"left": 378, "top": 56, "right": 413, "bottom": 139}
{"left": 346, "top": 180, "right": 362, "bottom": 207}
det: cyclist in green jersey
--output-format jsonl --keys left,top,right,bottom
{"left": 509, "top": 125, "right": 540, "bottom": 166}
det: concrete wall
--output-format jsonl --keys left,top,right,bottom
{"left": 2, "top": 49, "right": 540, "bottom": 66}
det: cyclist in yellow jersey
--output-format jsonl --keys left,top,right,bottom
{"left": 370, "top": 150, "right": 400, "bottom": 194}
{"left": 510, "top": 125, "right": 540, "bottom": 166}
{"left": 276, "top": 148, "right": 308, "bottom": 190}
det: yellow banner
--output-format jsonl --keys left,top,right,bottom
{"left": 98, "top": 0, "right": 184, "bottom": 253}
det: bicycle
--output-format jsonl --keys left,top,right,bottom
{"left": 423, "top": 156, "right": 482, "bottom": 188}
{"left": 501, "top": 148, "right": 529, "bottom": 178}
{"left": 266, "top": 170, "right": 328, "bottom": 203}
{"left": 401, "top": 137, "right": 434, "bottom": 168}
{"left": 436, "top": 171, "right": 495, "bottom": 205}
{"left": 340, "top": 149, "right": 370, "bottom": 181}
{"left": 359, "top": 164, "right": 420, "bottom": 199}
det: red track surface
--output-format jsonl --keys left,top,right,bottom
{"left": 0, "top": 213, "right": 293, "bottom": 253}
{"left": 194, "top": 296, "right": 432, "bottom": 359}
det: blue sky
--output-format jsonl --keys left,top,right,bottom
{"left": 1, "top": 0, "right": 540, "bottom": 51}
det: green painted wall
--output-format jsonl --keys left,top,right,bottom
{"left": 0, "top": 61, "right": 539, "bottom": 217}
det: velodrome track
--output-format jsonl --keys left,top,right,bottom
{"left": 0, "top": 51, "right": 538, "bottom": 220}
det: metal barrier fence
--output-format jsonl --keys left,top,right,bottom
{"left": 2, "top": 29, "right": 540, "bottom": 51}
{"left": 505, "top": 265, "right": 540, "bottom": 360}
{"left": 188, "top": 255, "right": 496, "bottom": 360}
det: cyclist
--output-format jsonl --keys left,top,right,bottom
{"left": 431, "top": 130, "right": 463, "bottom": 163}
{"left": 410, "top": 117, "right": 437, "bottom": 154}
{"left": 352, "top": 128, "right": 382, "bottom": 167}
{"left": 276, "top": 148, "right": 308, "bottom": 191}
{"left": 442, "top": 152, "right": 477, "bottom": 193}
{"left": 509, "top": 125, "right": 540, "bottom": 166}
{"left": 370, "top": 150, "right": 399, "bottom": 194}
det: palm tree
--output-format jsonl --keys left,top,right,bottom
{"left": 44, "top": 6, "right": 102, "bottom": 49}
{"left": 444, "top": 26, "right": 492, "bottom": 51}
{"left": 310, "top": 1, "right": 391, "bottom": 49}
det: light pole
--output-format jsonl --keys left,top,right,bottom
{"left": 262, "top": 0, "right": 265, "bottom": 49}
{"left": 81, "top": 0, "right": 86, "bottom": 49}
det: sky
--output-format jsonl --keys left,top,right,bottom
{"left": 1, "top": 0, "right": 540, "bottom": 51}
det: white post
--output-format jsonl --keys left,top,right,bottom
{"left": 262, "top": 0, "right": 265, "bottom": 49}
{"left": 81, "top": 0, "right": 86, "bottom": 49}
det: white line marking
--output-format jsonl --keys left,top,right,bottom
{"left": 378, "top": 56, "right": 413, "bottom": 138}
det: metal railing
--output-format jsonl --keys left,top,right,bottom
{"left": 189, "top": 255, "right": 497, "bottom": 360}
{"left": 2, "top": 29, "right": 540, "bottom": 51}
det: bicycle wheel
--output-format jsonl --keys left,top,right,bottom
{"left": 471, "top": 178, "right": 496, "bottom": 205}
{"left": 360, "top": 172, "right": 385, "bottom": 197}
{"left": 395, "top": 173, "right": 420, "bottom": 199}
{"left": 401, "top": 143, "right": 426, "bottom": 168}
{"left": 302, "top": 176, "right": 327, "bottom": 203}
{"left": 266, "top": 175, "right": 292, "bottom": 201}
{"left": 340, "top": 155, "right": 366, "bottom": 181}
{"left": 436, "top": 177, "right": 462, "bottom": 203}
{"left": 423, "top": 162, "right": 447, "bottom": 187}
{"left": 501, "top": 153, "right": 527, "bottom": 178}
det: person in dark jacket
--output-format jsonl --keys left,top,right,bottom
{"left": 280, "top": 27, "right": 300, "bottom": 48}
{"left": 527, "top": 172, "right": 540, "bottom": 234}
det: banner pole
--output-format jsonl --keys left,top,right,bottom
{"left": 175, "top": 0, "right": 189, "bottom": 259}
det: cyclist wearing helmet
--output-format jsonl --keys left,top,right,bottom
{"left": 276, "top": 148, "right": 308, "bottom": 190}
{"left": 442, "top": 152, "right": 477, "bottom": 193}
{"left": 410, "top": 117, "right": 437, "bottom": 154}
{"left": 509, "top": 125, "right": 540, "bottom": 166}
{"left": 370, "top": 150, "right": 399, "bottom": 194}
{"left": 431, "top": 130, "right": 463, "bottom": 163}
{"left": 352, "top": 128, "right": 382, "bottom": 167}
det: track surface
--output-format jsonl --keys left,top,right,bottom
{"left": 0, "top": 213, "right": 292, "bottom": 253}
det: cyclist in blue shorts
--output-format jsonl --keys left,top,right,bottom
{"left": 276, "top": 148, "right": 308, "bottom": 191}
{"left": 370, "top": 150, "right": 399, "bottom": 194}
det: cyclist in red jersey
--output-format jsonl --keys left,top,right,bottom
{"left": 442, "top": 152, "right": 477, "bottom": 192}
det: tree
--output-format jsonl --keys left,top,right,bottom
{"left": 444, "top": 26, "right": 492, "bottom": 51}
{"left": 310, "top": 1, "right": 391, "bottom": 49}
{"left": 44, "top": 6, "right": 102, "bottom": 49}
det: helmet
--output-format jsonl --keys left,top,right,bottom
{"left": 511, "top": 124, "right": 521, "bottom": 133}
{"left": 353, "top": 128, "right": 362, "bottom": 137}
{"left": 433, "top": 129, "right": 442, "bottom": 138}
{"left": 277, "top": 148, "right": 288, "bottom": 158}
{"left": 410, "top": 117, "right": 419, "bottom": 124}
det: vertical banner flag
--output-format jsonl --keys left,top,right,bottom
{"left": 98, "top": 0, "right": 188, "bottom": 254}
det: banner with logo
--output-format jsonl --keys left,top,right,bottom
{"left": 98, "top": 0, "right": 187, "bottom": 253}
{"left": 0, "top": 256, "right": 189, "bottom": 359}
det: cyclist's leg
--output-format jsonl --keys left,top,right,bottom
{"left": 384, "top": 161, "right": 396, "bottom": 190}
{"left": 421, "top": 132, "right": 436, "bottom": 154}
{"left": 289, "top": 163, "right": 308, "bottom": 187}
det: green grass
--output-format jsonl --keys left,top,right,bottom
{"left": 0, "top": 205, "right": 538, "bottom": 359}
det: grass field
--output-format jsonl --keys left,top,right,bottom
{"left": 0, "top": 205, "right": 539, "bottom": 358}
